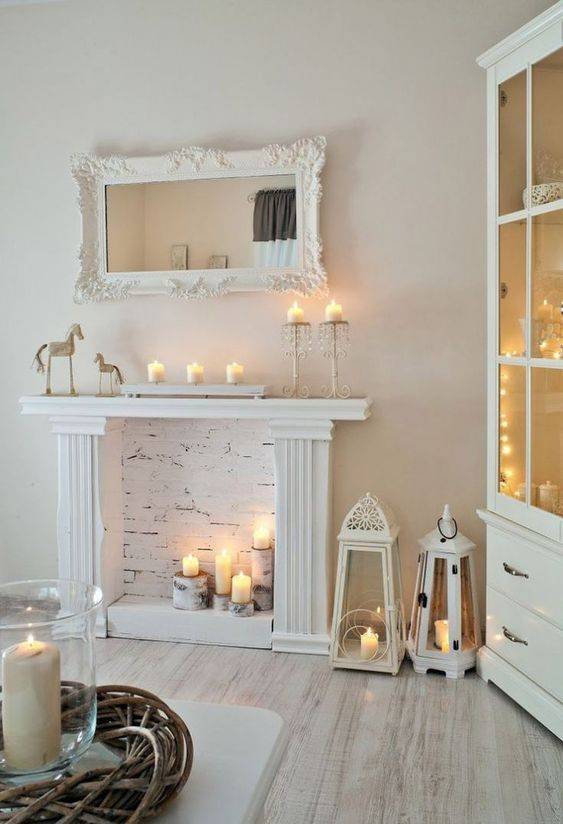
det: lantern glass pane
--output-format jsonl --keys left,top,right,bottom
{"left": 426, "top": 557, "right": 449, "bottom": 653}
{"left": 338, "top": 549, "right": 387, "bottom": 653}
{"left": 460, "top": 556, "right": 476, "bottom": 648}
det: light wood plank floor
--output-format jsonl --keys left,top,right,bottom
{"left": 96, "top": 639, "right": 562, "bottom": 824}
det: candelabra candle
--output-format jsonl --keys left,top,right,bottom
{"left": 319, "top": 321, "right": 351, "bottom": 399}
{"left": 281, "top": 322, "right": 312, "bottom": 398}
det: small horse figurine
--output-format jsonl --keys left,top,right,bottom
{"left": 32, "top": 323, "right": 84, "bottom": 395}
{"left": 94, "top": 352, "right": 124, "bottom": 396}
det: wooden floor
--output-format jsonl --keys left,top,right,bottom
{"left": 96, "top": 639, "right": 562, "bottom": 824}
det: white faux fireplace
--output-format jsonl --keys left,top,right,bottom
{"left": 20, "top": 395, "right": 371, "bottom": 655}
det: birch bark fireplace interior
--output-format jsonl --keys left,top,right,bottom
{"left": 20, "top": 395, "right": 371, "bottom": 655}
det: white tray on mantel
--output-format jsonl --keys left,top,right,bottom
{"left": 120, "top": 383, "right": 270, "bottom": 398}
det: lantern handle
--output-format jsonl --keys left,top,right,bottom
{"left": 437, "top": 515, "right": 458, "bottom": 540}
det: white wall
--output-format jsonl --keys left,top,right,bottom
{"left": 0, "top": 0, "right": 553, "bottom": 618}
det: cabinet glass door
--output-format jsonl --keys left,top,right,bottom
{"left": 532, "top": 368, "right": 563, "bottom": 515}
{"left": 499, "top": 71, "right": 527, "bottom": 216}
{"left": 498, "top": 364, "right": 526, "bottom": 500}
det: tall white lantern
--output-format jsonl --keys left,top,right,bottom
{"left": 330, "top": 493, "right": 406, "bottom": 674}
{"left": 407, "top": 505, "right": 481, "bottom": 679}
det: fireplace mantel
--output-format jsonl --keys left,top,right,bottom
{"left": 20, "top": 395, "right": 371, "bottom": 422}
{"left": 20, "top": 394, "right": 372, "bottom": 655}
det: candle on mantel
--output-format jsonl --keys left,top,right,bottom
{"left": 360, "top": 627, "right": 378, "bottom": 661}
{"left": 435, "top": 619, "right": 449, "bottom": 652}
{"left": 287, "top": 301, "right": 304, "bottom": 323}
{"left": 186, "top": 363, "right": 204, "bottom": 384}
{"left": 182, "top": 554, "right": 199, "bottom": 577}
{"left": 147, "top": 360, "right": 165, "bottom": 383}
{"left": 2, "top": 634, "right": 61, "bottom": 770}
{"left": 325, "top": 299, "right": 343, "bottom": 322}
{"left": 231, "top": 570, "right": 252, "bottom": 604}
{"left": 215, "top": 549, "right": 232, "bottom": 595}
{"left": 253, "top": 526, "right": 270, "bottom": 549}
{"left": 538, "top": 299, "right": 554, "bottom": 322}
{"left": 226, "top": 363, "right": 244, "bottom": 384}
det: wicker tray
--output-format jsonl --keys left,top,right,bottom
{"left": 0, "top": 685, "right": 193, "bottom": 822}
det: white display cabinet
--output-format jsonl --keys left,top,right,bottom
{"left": 477, "top": 2, "right": 563, "bottom": 740}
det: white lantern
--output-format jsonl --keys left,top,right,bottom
{"left": 407, "top": 505, "right": 481, "bottom": 679}
{"left": 330, "top": 493, "right": 406, "bottom": 674}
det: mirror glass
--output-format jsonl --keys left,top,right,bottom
{"left": 105, "top": 174, "right": 297, "bottom": 273}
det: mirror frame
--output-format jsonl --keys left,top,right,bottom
{"left": 71, "top": 136, "right": 326, "bottom": 302}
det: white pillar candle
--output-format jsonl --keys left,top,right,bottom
{"left": 186, "top": 363, "right": 204, "bottom": 384}
{"left": 215, "top": 549, "right": 232, "bottom": 595}
{"left": 360, "top": 627, "right": 378, "bottom": 660}
{"left": 2, "top": 635, "right": 61, "bottom": 770}
{"left": 287, "top": 301, "right": 304, "bottom": 323}
{"left": 435, "top": 619, "right": 449, "bottom": 651}
{"left": 325, "top": 299, "right": 343, "bottom": 322}
{"left": 231, "top": 570, "right": 252, "bottom": 605}
{"left": 253, "top": 526, "right": 270, "bottom": 549}
{"left": 538, "top": 299, "right": 554, "bottom": 322}
{"left": 147, "top": 360, "right": 165, "bottom": 383}
{"left": 182, "top": 554, "right": 199, "bottom": 577}
{"left": 226, "top": 363, "right": 244, "bottom": 384}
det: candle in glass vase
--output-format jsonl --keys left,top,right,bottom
{"left": 2, "top": 634, "right": 61, "bottom": 770}
{"left": 147, "top": 360, "right": 165, "bottom": 383}
{"left": 538, "top": 299, "right": 554, "bottom": 322}
{"left": 253, "top": 526, "right": 270, "bottom": 549}
{"left": 360, "top": 627, "right": 378, "bottom": 660}
{"left": 538, "top": 480, "right": 559, "bottom": 513}
{"left": 186, "top": 363, "right": 204, "bottom": 384}
{"left": 226, "top": 363, "right": 244, "bottom": 384}
{"left": 325, "top": 299, "right": 343, "bottom": 322}
{"left": 231, "top": 571, "right": 252, "bottom": 604}
{"left": 215, "top": 549, "right": 232, "bottom": 595}
{"left": 182, "top": 554, "right": 199, "bottom": 577}
{"left": 287, "top": 302, "right": 304, "bottom": 323}
{"left": 434, "top": 619, "right": 449, "bottom": 651}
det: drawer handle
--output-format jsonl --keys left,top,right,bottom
{"left": 502, "top": 626, "right": 528, "bottom": 646}
{"left": 503, "top": 562, "right": 529, "bottom": 579}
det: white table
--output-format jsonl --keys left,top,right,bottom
{"left": 159, "top": 701, "right": 285, "bottom": 824}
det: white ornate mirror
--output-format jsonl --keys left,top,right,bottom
{"left": 71, "top": 136, "right": 326, "bottom": 302}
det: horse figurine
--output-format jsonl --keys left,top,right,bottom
{"left": 32, "top": 323, "right": 84, "bottom": 395}
{"left": 94, "top": 352, "right": 124, "bottom": 396}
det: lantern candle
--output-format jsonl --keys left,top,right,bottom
{"left": 434, "top": 619, "right": 449, "bottom": 651}
{"left": 360, "top": 627, "right": 379, "bottom": 661}
{"left": 2, "top": 634, "right": 61, "bottom": 770}
{"left": 215, "top": 549, "right": 232, "bottom": 595}
{"left": 253, "top": 526, "right": 270, "bottom": 549}
{"left": 226, "top": 362, "right": 244, "bottom": 384}
{"left": 147, "top": 360, "right": 165, "bottom": 383}
{"left": 231, "top": 571, "right": 252, "bottom": 604}
{"left": 186, "top": 363, "right": 204, "bottom": 384}
{"left": 182, "top": 554, "right": 199, "bottom": 577}
{"left": 325, "top": 299, "right": 343, "bottom": 322}
{"left": 287, "top": 301, "right": 304, "bottom": 323}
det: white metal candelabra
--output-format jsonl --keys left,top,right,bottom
{"left": 282, "top": 322, "right": 312, "bottom": 398}
{"left": 319, "top": 321, "right": 351, "bottom": 399}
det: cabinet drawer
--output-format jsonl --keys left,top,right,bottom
{"left": 487, "top": 526, "right": 563, "bottom": 628}
{"left": 486, "top": 587, "right": 563, "bottom": 702}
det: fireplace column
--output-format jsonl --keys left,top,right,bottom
{"left": 269, "top": 419, "right": 333, "bottom": 655}
{"left": 50, "top": 416, "right": 124, "bottom": 636}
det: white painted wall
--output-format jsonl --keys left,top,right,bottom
{"left": 0, "top": 0, "right": 554, "bottom": 619}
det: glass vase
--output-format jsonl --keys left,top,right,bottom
{"left": 0, "top": 579, "right": 102, "bottom": 779}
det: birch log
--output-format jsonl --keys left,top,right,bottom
{"left": 228, "top": 600, "right": 255, "bottom": 617}
{"left": 172, "top": 572, "right": 209, "bottom": 610}
{"left": 251, "top": 547, "right": 273, "bottom": 611}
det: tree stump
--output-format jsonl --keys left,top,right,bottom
{"left": 228, "top": 600, "right": 254, "bottom": 617}
{"left": 172, "top": 572, "right": 209, "bottom": 610}
{"left": 212, "top": 592, "right": 230, "bottom": 611}
{"left": 251, "top": 546, "right": 273, "bottom": 611}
